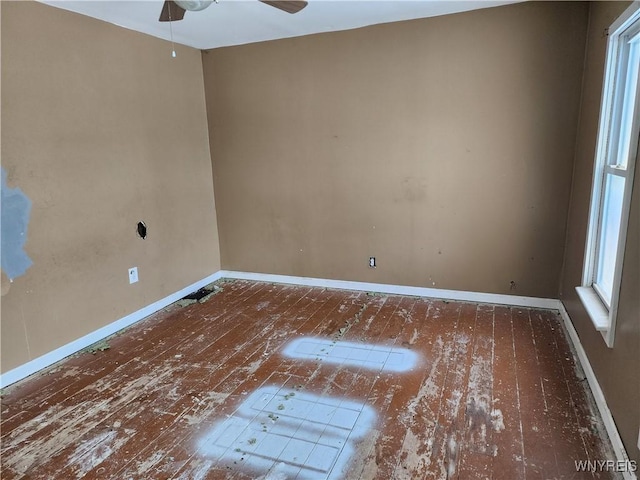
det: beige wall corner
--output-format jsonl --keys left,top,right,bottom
{"left": 560, "top": 1, "right": 639, "bottom": 463}
{"left": 1, "top": 2, "right": 220, "bottom": 373}
{"left": 203, "top": 1, "right": 588, "bottom": 299}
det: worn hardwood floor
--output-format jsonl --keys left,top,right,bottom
{"left": 1, "top": 280, "right": 617, "bottom": 479}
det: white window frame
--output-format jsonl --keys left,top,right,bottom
{"left": 577, "top": 1, "right": 640, "bottom": 348}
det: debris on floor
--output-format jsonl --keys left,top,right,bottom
{"left": 79, "top": 340, "right": 110, "bottom": 355}
{"left": 177, "top": 283, "right": 224, "bottom": 307}
{"left": 1, "top": 281, "right": 621, "bottom": 480}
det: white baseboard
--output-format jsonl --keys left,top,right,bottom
{"left": 218, "top": 270, "right": 559, "bottom": 309}
{"left": 0, "top": 271, "right": 224, "bottom": 389}
{"left": 557, "top": 302, "right": 637, "bottom": 480}
{"left": 1, "top": 270, "right": 555, "bottom": 389}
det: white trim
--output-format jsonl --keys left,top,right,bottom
{"left": 0, "top": 270, "right": 555, "bottom": 388}
{"left": 580, "top": 1, "right": 640, "bottom": 348}
{"left": 217, "top": 270, "right": 559, "bottom": 309}
{"left": 575, "top": 286, "right": 610, "bottom": 332}
{"left": 0, "top": 271, "right": 224, "bottom": 388}
{"left": 557, "top": 302, "right": 637, "bottom": 480}
{"left": 610, "top": 2, "right": 640, "bottom": 34}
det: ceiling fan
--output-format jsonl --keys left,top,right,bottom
{"left": 159, "top": 0, "right": 308, "bottom": 22}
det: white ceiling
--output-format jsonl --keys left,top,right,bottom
{"left": 39, "top": 0, "right": 522, "bottom": 50}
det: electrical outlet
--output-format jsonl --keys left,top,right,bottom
{"left": 128, "top": 267, "right": 138, "bottom": 284}
{"left": 369, "top": 257, "right": 376, "bottom": 268}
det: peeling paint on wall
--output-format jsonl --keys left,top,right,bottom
{"left": 1, "top": 168, "right": 33, "bottom": 280}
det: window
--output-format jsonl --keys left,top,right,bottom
{"left": 577, "top": 2, "right": 640, "bottom": 348}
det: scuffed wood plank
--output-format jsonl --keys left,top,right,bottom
{"left": 332, "top": 294, "right": 406, "bottom": 479}
{"left": 2, "top": 282, "right": 291, "bottom": 478}
{"left": 550, "top": 311, "right": 616, "bottom": 479}
{"left": 529, "top": 309, "right": 594, "bottom": 477}
{"left": 456, "top": 303, "right": 495, "bottom": 479}
{"left": 0, "top": 283, "right": 620, "bottom": 480}
{"left": 349, "top": 296, "right": 418, "bottom": 479}
{"left": 217, "top": 293, "right": 395, "bottom": 480}
{"left": 512, "top": 307, "right": 557, "bottom": 478}
{"left": 97, "top": 284, "right": 318, "bottom": 479}
{"left": 0, "top": 280, "right": 260, "bottom": 432}
{"left": 422, "top": 302, "right": 476, "bottom": 480}
{"left": 491, "top": 306, "right": 525, "bottom": 480}
{"left": 126, "top": 286, "right": 350, "bottom": 479}
{"left": 380, "top": 299, "right": 457, "bottom": 480}
{"left": 2, "top": 359, "right": 180, "bottom": 476}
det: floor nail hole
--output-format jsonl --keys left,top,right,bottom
{"left": 137, "top": 221, "right": 147, "bottom": 239}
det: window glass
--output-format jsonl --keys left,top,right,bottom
{"left": 614, "top": 35, "right": 640, "bottom": 169}
{"left": 595, "top": 174, "right": 625, "bottom": 306}
{"left": 579, "top": 3, "right": 640, "bottom": 346}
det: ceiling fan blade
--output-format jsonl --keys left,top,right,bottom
{"left": 259, "top": 1, "right": 308, "bottom": 14}
{"left": 159, "top": 0, "right": 186, "bottom": 22}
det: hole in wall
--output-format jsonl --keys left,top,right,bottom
{"left": 137, "top": 221, "right": 147, "bottom": 239}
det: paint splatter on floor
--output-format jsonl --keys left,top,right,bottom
{"left": 0, "top": 280, "right": 620, "bottom": 479}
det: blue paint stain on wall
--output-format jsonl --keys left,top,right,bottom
{"left": 1, "top": 168, "right": 33, "bottom": 280}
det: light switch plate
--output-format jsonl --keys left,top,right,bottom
{"left": 128, "top": 267, "right": 138, "bottom": 284}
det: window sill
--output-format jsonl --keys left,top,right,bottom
{"left": 575, "top": 286, "right": 610, "bottom": 332}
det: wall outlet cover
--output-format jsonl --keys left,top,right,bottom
{"left": 128, "top": 267, "right": 138, "bottom": 284}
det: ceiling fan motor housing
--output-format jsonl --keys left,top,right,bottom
{"left": 174, "top": 0, "right": 214, "bottom": 12}
{"left": 160, "top": 0, "right": 307, "bottom": 23}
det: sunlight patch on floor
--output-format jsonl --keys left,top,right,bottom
{"left": 197, "top": 386, "right": 375, "bottom": 479}
{"left": 281, "top": 337, "right": 419, "bottom": 372}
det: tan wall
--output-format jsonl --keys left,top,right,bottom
{"left": 203, "top": 1, "right": 588, "bottom": 298}
{"left": 560, "top": 1, "right": 639, "bottom": 462}
{"left": 1, "top": 2, "right": 220, "bottom": 373}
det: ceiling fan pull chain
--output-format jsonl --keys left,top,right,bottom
{"left": 168, "top": 3, "right": 177, "bottom": 57}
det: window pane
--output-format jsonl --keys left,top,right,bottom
{"left": 595, "top": 174, "right": 626, "bottom": 305}
{"left": 615, "top": 36, "right": 640, "bottom": 168}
